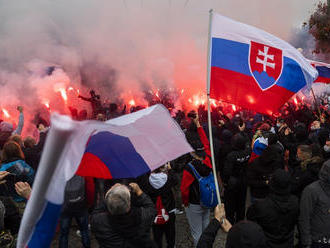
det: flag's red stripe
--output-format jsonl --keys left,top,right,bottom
{"left": 76, "top": 152, "right": 112, "bottom": 179}
{"left": 210, "top": 66, "right": 294, "bottom": 114}
{"left": 313, "top": 76, "right": 330, "bottom": 84}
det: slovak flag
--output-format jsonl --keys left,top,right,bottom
{"left": 309, "top": 60, "right": 330, "bottom": 84}
{"left": 209, "top": 13, "right": 318, "bottom": 114}
{"left": 17, "top": 104, "right": 193, "bottom": 248}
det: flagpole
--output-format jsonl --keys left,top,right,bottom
{"left": 206, "top": 9, "right": 221, "bottom": 205}
{"left": 311, "top": 87, "right": 321, "bottom": 118}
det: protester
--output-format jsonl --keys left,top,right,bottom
{"left": 223, "top": 132, "right": 251, "bottom": 224}
{"left": 138, "top": 163, "right": 177, "bottom": 248}
{"left": 0, "top": 141, "right": 34, "bottom": 203}
{"left": 247, "top": 169, "right": 299, "bottom": 248}
{"left": 299, "top": 160, "right": 330, "bottom": 248}
{"left": 91, "top": 183, "right": 157, "bottom": 248}
{"left": 197, "top": 204, "right": 267, "bottom": 248}
{"left": 290, "top": 145, "right": 323, "bottom": 199}
{"left": 59, "top": 175, "right": 90, "bottom": 248}
{"left": 181, "top": 114, "right": 213, "bottom": 246}
{"left": 0, "top": 106, "right": 24, "bottom": 149}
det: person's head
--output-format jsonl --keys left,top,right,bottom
{"left": 24, "top": 136, "right": 36, "bottom": 148}
{"left": 109, "top": 103, "right": 118, "bottom": 112}
{"left": 105, "top": 184, "right": 131, "bottom": 215}
{"left": 310, "top": 120, "right": 321, "bottom": 131}
{"left": 1, "top": 141, "right": 24, "bottom": 162}
{"left": 231, "top": 133, "right": 246, "bottom": 151}
{"left": 226, "top": 221, "right": 267, "bottom": 248}
{"left": 269, "top": 169, "right": 291, "bottom": 195}
{"left": 297, "top": 145, "right": 312, "bottom": 162}
{"left": 96, "top": 113, "right": 105, "bottom": 121}
{"left": 8, "top": 134, "right": 23, "bottom": 147}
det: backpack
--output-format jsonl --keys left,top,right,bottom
{"left": 153, "top": 196, "right": 169, "bottom": 225}
{"left": 188, "top": 163, "right": 218, "bottom": 208}
{"left": 63, "top": 175, "right": 86, "bottom": 211}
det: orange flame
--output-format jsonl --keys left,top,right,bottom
{"left": 293, "top": 98, "right": 298, "bottom": 105}
{"left": 129, "top": 99, "right": 136, "bottom": 106}
{"left": 58, "top": 88, "right": 68, "bottom": 103}
{"left": 44, "top": 101, "right": 50, "bottom": 109}
{"left": 2, "top": 109, "right": 10, "bottom": 118}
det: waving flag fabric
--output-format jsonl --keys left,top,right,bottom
{"left": 209, "top": 13, "right": 318, "bottom": 114}
{"left": 309, "top": 60, "right": 330, "bottom": 84}
{"left": 17, "top": 104, "right": 193, "bottom": 248}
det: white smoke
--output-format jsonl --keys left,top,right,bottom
{"left": 0, "top": 0, "right": 322, "bottom": 133}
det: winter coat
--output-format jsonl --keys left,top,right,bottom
{"left": 91, "top": 193, "right": 157, "bottom": 248}
{"left": 181, "top": 127, "right": 212, "bottom": 206}
{"left": 299, "top": 160, "right": 330, "bottom": 247}
{"left": 0, "top": 159, "right": 34, "bottom": 202}
{"left": 247, "top": 145, "right": 284, "bottom": 198}
{"left": 290, "top": 156, "right": 323, "bottom": 199}
{"left": 139, "top": 170, "right": 177, "bottom": 213}
{"left": 247, "top": 193, "right": 299, "bottom": 248}
{"left": 223, "top": 134, "right": 251, "bottom": 190}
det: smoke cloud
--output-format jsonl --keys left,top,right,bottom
{"left": 0, "top": 0, "right": 323, "bottom": 133}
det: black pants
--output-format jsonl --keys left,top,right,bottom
{"left": 224, "top": 183, "right": 247, "bottom": 224}
{"left": 152, "top": 214, "right": 176, "bottom": 248}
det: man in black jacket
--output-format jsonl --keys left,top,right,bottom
{"left": 223, "top": 133, "right": 251, "bottom": 224}
{"left": 299, "top": 160, "right": 330, "bottom": 248}
{"left": 91, "top": 183, "right": 157, "bottom": 248}
{"left": 247, "top": 169, "right": 299, "bottom": 248}
{"left": 197, "top": 204, "right": 267, "bottom": 248}
{"left": 139, "top": 164, "right": 177, "bottom": 248}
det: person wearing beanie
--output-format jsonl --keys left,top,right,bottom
{"left": 197, "top": 204, "right": 267, "bottom": 248}
{"left": 247, "top": 169, "right": 299, "bottom": 248}
{"left": 299, "top": 160, "right": 330, "bottom": 248}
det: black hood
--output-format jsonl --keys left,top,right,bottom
{"left": 226, "top": 221, "right": 267, "bottom": 248}
{"left": 231, "top": 133, "right": 246, "bottom": 151}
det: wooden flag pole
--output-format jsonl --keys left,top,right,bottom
{"left": 206, "top": 9, "right": 221, "bottom": 205}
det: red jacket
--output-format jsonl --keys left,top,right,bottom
{"left": 180, "top": 127, "right": 213, "bottom": 206}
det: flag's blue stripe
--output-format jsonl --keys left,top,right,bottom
{"left": 211, "top": 38, "right": 251, "bottom": 76}
{"left": 85, "top": 131, "right": 150, "bottom": 178}
{"left": 211, "top": 37, "right": 308, "bottom": 93}
{"left": 28, "top": 201, "right": 62, "bottom": 248}
{"left": 316, "top": 66, "right": 330, "bottom": 78}
{"left": 276, "top": 57, "right": 307, "bottom": 93}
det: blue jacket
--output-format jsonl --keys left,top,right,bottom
{"left": 0, "top": 159, "right": 34, "bottom": 202}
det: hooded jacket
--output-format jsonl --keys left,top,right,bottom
{"left": 247, "top": 193, "right": 299, "bottom": 248}
{"left": 290, "top": 156, "right": 323, "bottom": 199}
{"left": 299, "top": 160, "right": 330, "bottom": 246}
{"left": 223, "top": 134, "right": 251, "bottom": 188}
{"left": 197, "top": 220, "right": 267, "bottom": 248}
{"left": 138, "top": 170, "right": 177, "bottom": 213}
{"left": 247, "top": 145, "right": 284, "bottom": 198}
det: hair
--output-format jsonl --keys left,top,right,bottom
{"left": 24, "top": 136, "right": 36, "bottom": 148}
{"left": 298, "top": 145, "right": 312, "bottom": 158}
{"left": 1, "top": 141, "right": 25, "bottom": 163}
{"left": 105, "top": 184, "right": 131, "bottom": 215}
{"left": 8, "top": 134, "right": 23, "bottom": 147}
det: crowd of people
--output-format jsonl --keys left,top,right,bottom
{"left": 0, "top": 91, "right": 330, "bottom": 248}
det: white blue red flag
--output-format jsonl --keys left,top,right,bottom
{"left": 17, "top": 104, "right": 193, "bottom": 248}
{"left": 309, "top": 60, "right": 330, "bottom": 84}
{"left": 209, "top": 13, "right": 318, "bottom": 114}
